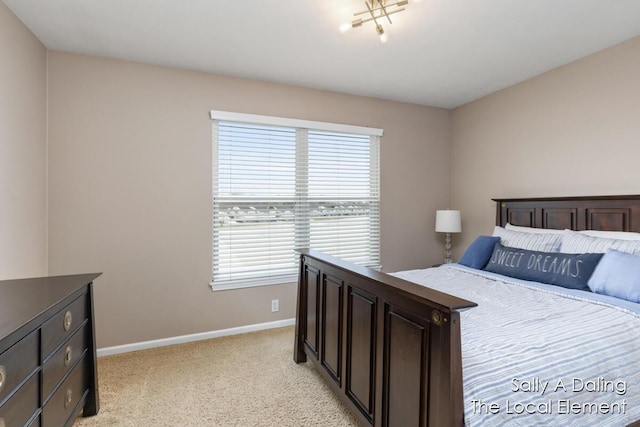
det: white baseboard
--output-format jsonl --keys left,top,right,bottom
{"left": 97, "top": 318, "right": 296, "bottom": 357}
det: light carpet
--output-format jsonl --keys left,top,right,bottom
{"left": 73, "top": 326, "right": 358, "bottom": 426}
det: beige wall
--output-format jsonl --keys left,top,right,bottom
{"left": 47, "top": 51, "right": 450, "bottom": 348}
{"left": 451, "top": 36, "right": 640, "bottom": 255}
{"left": 0, "top": 2, "right": 47, "bottom": 279}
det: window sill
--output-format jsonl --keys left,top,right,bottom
{"left": 209, "top": 275, "right": 297, "bottom": 291}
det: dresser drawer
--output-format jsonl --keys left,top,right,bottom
{"left": 0, "top": 331, "right": 39, "bottom": 406}
{"left": 42, "top": 323, "right": 88, "bottom": 402}
{"left": 0, "top": 372, "right": 39, "bottom": 427}
{"left": 42, "top": 357, "right": 87, "bottom": 427}
{"left": 41, "top": 295, "right": 87, "bottom": 358}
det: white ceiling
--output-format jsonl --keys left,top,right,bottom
{"left": 5, "top": 0, "right": 640, "bottom": 108}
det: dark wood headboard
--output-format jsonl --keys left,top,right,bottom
{"left": 494, "top": 195, "right": 640, "bottom": 232}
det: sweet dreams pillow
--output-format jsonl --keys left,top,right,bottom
{"left": 484, "top": 243, "right": 603, "bottom": 291}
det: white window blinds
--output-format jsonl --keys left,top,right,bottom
{"left": 211, "top": 111, "right": 381, "bottom": 290}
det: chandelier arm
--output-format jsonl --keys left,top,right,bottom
{"left": 387, "top": 7, "right": 405, "bottom": 16}
{"left": 353, "top": 0, "right": 408, "bottom": 16}
{"left": 352, "top": 8, "right": 405, "bottom": 25}
{"left": 379, "top": 2, "right": 393, "bottom": 24}
{"left": 365, "top": 1, "right": 381, "bottom": 27}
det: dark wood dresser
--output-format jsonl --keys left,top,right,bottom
{"left": 0, "top": 273, "right": 101, "bottom": 427}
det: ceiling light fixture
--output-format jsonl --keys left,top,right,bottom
{"left": 340, "top": 0, "right": 410, "bottom": 43}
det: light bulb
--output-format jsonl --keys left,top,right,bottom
{"left": 339, "top": 22, "right": 352, "bottom": 33}
{"left": 376, "top": 24, "right": 388, "bottom": 43}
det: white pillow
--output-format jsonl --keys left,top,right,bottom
{"left": 560, "top": 229, "right": 640, "bottom": 255}
{"left": 505, "top": 223, "right": 564, "bottom": 234}
{"left": 579, "top": 230, "right": 640, "bottom": 241}
{"left": 492, "top": 226, "right": 562, "bottom": 252}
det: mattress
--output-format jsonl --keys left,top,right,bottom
{"left": 392, "top": 264, "right": 640, "bottom": 427}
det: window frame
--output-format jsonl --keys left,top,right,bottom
{"left": 209, "top": 110, "right": 383, "bottom": 291}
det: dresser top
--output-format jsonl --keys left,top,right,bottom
{"left": 0, "top": 273, "right": 101, "bottom": 343}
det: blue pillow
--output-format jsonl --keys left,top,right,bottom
{"left": 459, "top": 236, "right": 500, "bottom": 269}
{"left": 588, "top": 250, "right": 640, "bottom": 303}
{"left": 483, "top": 243, "right": 603, "bottom": 291}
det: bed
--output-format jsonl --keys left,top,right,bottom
{"left": 293, "top": 195, "right": 640, "bottom": 426}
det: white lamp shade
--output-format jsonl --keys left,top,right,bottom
{"left": 435, "top": 210, "right": 462, "bottom": 233}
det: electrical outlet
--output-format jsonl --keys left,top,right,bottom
{"left": 271, "top": 299, "right": 279, "bottom": 312}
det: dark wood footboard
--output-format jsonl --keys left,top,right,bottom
{"left": 294, "top": 249, "right": 477, "bottom": 427}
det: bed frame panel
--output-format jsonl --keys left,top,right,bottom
{"left": 294, "top": 250, "right": 476, "bottom": 427}
{"left": 295, "top": 195, "right": 640, "bottom": 427}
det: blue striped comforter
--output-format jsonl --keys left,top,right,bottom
{"left": 392, "top": 265, "right": 640, "bottom": 426}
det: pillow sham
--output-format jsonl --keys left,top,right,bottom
{"left": 505, "top": 223, "right": 564, "bottom": 234}
{"left": 588, "top": 250, "right": 640, "bottom": 303}
{"left": 493, "top": 226, "right": 562, "bottom": 252}
{"left": 579, "top": 229, "right": 640, "bottom": 241}
{"left": 484, "top": 243, "right": 603, "bottom": 291}
{"left": 560, "top": 229, "right": 640, "bottom": 255}
{"left": 459, "top": 236, "right": 501, "bottom": 269}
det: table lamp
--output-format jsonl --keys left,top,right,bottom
{"left": 435, "top": 210, "right": 462, "bottom": 263}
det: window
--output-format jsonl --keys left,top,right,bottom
{"left": 210, "top": 111, "right": 382, "bottom": 290}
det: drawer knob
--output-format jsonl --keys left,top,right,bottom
{"left": 431, "top": 309, "right": 443, "bottom": 326}
{"left": 65, "top": 388, "right": 73, "bottom": 408}
{"left": 65, "top": 346, "right": 73, "bottom": 367}
{"left": 0, "top": 365, "right": 5, "bottom": 393}
{"left": 63, "top": 310, "right": 73, "bottom": 331}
